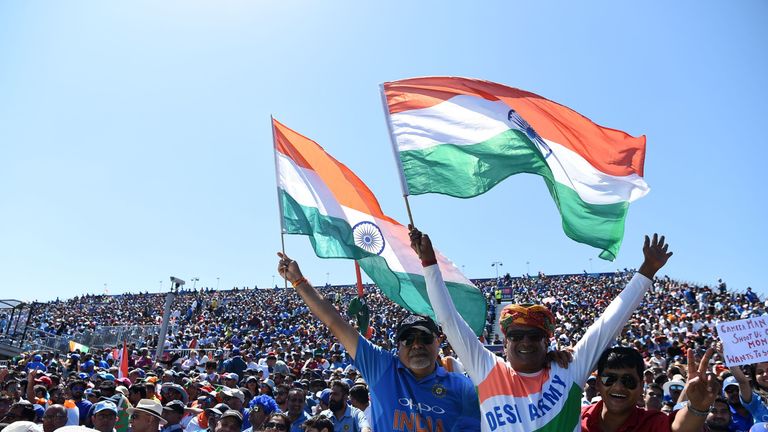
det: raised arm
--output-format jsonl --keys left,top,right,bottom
{"left": 409, "top": 226, "right": 496, "bottom": 382}
{"left": 728, "top": 364, "right": 754, "bottom": 403}
{"left": 567, "top": 233, "right": 674, "bottom": 382}
{"left": 671, "top": 348, "right": 720, "bottom": 432}
{"left": 638, "top": 233, "right": 674, "bottom": 280}
{"left": 277, "top": 253, "right": 360, "bottom": 358}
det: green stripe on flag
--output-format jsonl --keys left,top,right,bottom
{"left": 280, "top": 190, "right": 374, "bottom": 260}
{"left": 279, "top": 190, "right": 487, "bottom": 335}
{"left": 399, "top": 129, "right": 628, "bottom": 260}
{"left": 358, "top": 257, "right": 487, "bottom": 336}
{"left": 400, "top": 130, "right": 549, "bottom": 198}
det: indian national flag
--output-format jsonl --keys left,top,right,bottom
{"left": 118, "top": 341, "right": 129, "bottom": 378}
{"left": 69, "top": 341, "right": 89, "bottom": 353}
{"left": 273, "top": 118, "right": 487, "bottom": 335}
{"left": 382, "top": 77, "right": 649, "bottom": 260}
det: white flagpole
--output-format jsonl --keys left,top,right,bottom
{"left": 379, "top": 83, "right": 415, "bottom": 225}
{"left": 271, "top": 116, "right": 288, "bottom": 289}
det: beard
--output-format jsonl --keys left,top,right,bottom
{"left": 408, "top": 350, "right": 433, "bottom": 369}
{"left": 328, "top": 399, "right": 344, "bottom": 413}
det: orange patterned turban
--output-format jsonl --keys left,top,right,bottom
{"left": 499, "top": 303, "right": 556, "bottom": 336}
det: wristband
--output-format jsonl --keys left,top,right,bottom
{"left": 684, "top": 401, "right": 709, "bottom": 417}
{"left": 291, "top": 277, "right": 308, "bottom": 288}
{"left": 421, "top": 259, "right": 438, "bottom": 267}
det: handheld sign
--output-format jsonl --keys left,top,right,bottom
{"left": 717, "top": 316, "right": 768, "bottom": 366}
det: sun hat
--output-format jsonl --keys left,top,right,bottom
{"left": 126, "top": 399, "right": 167, "bottom": 425}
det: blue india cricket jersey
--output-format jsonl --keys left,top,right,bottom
{"left": 353, "top": 335, "right": 481, "bottom": 432}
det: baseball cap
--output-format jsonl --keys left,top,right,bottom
{"left": 162, "top": 400, "right": 185, "bottom": 415}
{"left": 395, "top": 314, "right": 439, "bottom": 340}
{"left": 205, "top": 403, "right": 231, "bottom": 416}
{"left": 34, "top": 376, "right": 53, "bottom": 388}
{"left": 219, "top": 410, "right": 243, "bottom": 424}
{"left": 260, "top": 379, "right": 275, "bottom": 392}
{"left": 221, "top": 388, "right": 245, "bottom": 403}
{"left": 316, "top": 389, "right": 331, "bottom": 405}
{"left": 723, "top": 375, "right": 739, "bottom": 395}
{"left": 93, "top": 401, "right": 118, "bottom": 415}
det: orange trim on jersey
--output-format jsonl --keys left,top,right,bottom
{"left": 477, "top": 359, "right": 551, "bottom": 401}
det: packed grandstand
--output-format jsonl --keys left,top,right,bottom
{"left": 0, "top": 269, "right": 765, "bottom": 432}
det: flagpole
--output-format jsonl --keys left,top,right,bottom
{"left": 281, "top": 232, "right": 287, "bottom": 289}
{"left": 379, "top": 83, "right": 414, "bottom": 226}
{"left": 354, "top": 261, "right": 364, "bottom": 298}
{"left": 271, "top": 116, "right": 288, "bottom": 289}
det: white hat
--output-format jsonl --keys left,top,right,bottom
{"left": 2, "top": 422, "right": 43, "bottom": 432}
{"left": 221, "top": 388, "right": 245, "bottom": 403}
{"left": 663, "top": 375, "right": 686, "bottom": 396}
{"left": 126, "top": 399, "right": 168, "bottom": 425}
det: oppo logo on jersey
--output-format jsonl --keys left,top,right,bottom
{"left": 397, "top": 398, "right": 446, "bottom": 414}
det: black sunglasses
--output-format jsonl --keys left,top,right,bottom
{"left": 505, "top": 329, "right": 547, "bottom": 342}
{"left": 599, "top": 373, "right": 639, "bottom": 390}
{"left": 265, "top": 421, "right": 288, "bottom": 430}
{"left": 399, "top": 332, "right": 435, "bottom": 347}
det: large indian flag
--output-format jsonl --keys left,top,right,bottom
{"left": 382, "top": 77, "right": 649, "bottom": 260}
{"left": 272, "top": 118, "right": 487, "bottom": 335}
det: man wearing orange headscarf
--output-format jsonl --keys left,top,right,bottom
{"left": 411, "top": 227, "right": 682, "bottom": 432}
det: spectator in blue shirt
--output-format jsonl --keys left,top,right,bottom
{"left": 26, "top": 354, "right": 47, "bottom": 372}
{"left": 277, "top": 253, "right": 481, "bottom": 432}
{"left": 319, "top": 380, "right": 370, "bottom": 432}
{"left": 285, "top": 388, "right": 309, "bottom": 432}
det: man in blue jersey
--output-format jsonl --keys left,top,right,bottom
{"left": 277, "top": 252, "right": 481, "bottom": 432}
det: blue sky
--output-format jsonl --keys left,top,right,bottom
{"left": 1, "top": 1, "right": 766, "bottom": 302}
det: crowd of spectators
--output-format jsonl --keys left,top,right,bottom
{"left": 0, "top": 269, "right": 765, "bottom": 432}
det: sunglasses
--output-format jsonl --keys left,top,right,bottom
{"left": 505, "top": 329, "right": 547, "bottom": 342}
{"left": 399, "top": 332, "right": 435, "bottom": 347}
{"left": 599, "top": 373, "right": 639, "bottom": 390}
{"left": 264, "top": 421, "right": 288, "bottom": 430}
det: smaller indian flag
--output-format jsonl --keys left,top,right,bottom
{"left": 382, "top": 77, "right": 649, "bottom": 260}
{"left": 273, "top": 118, "right": 487, "bottom": 335}
{"left": 118, "top": 341, "right": 129, "bottom": 378}
{"left": 69, "top": 341, "right": 89, "bottom": 353}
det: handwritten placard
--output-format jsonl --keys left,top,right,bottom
{"left": 717, "top": 316, "right": 768, "bottom": 366}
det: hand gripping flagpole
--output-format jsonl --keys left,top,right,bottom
{"left": 271, "top": 116, "right": 288, "bottom": 289}
{"left": 379, "top": 83, "right": 415, "bottom": 227}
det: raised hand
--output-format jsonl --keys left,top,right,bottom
{"left": 638, "top": 233, "right": 673, "bottom": 279}
{"left": 684, "top": 347, "right": 721, "bottom": 413}
{"left": 545, "top": 347, "right": 574, "bottom": 369}
{"left": 408, "top": 225, "right": 436, "bottom": 264}
{"left": 276, "top": 252, "right": 304, "bottom": 285}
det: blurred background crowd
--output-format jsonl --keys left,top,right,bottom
{"left": 0, "top": 269, "right": 765, "bottom": 431}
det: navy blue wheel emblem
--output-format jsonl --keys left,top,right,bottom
{"left": 352, "top": 221, "right": 385, "bottom": 255}
{"left": 507, "top": 109, "right": 552, "bottom": 158}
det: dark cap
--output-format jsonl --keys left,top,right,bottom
{"left": 220, "top": 409, "right": 243, "bottom": 424}
{"left": 395, "top": 314, "right": 439, "bottom": 340}
{"left": 162, "top": 400, "right": 185, "bottom": 415}
{"left": 206, "top": 403, "right": 231, "bottom": 416}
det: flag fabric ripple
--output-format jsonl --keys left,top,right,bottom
{"left": 272, "top": 118, "right": 487, "bottom": 335}
{"left": 382, "top": 76, "right": 649, "bottom": 260}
